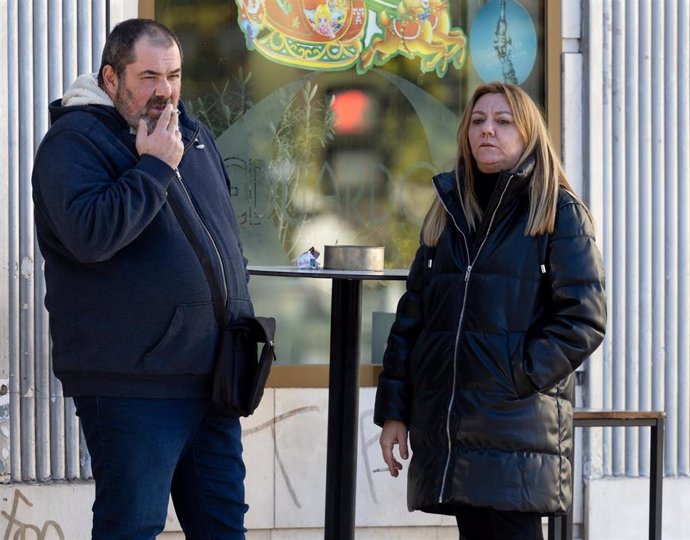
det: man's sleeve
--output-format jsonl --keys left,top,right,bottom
{"left": 33, "top": 128, "right": 174, "bottom": 263}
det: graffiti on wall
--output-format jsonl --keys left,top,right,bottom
{"left": 0, "top": 405, "right": 400, "bottom": 531}
{"left": 244, "top": 405, "right": 320, "bottom": 508}
{"left": 1, "top": 489, "right": 65, "bottom": 540}
{"left": 244, "top": 404, "right": 403, "bottom": 509}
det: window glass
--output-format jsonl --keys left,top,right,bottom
{"left": 155, "top": 0, "right": 546, "bottom": 364}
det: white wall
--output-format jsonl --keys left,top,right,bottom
{"left": 564, "top": 0, "right": 690, "bottom": 537}
{"left": 0, "top": 388, "right": 455, "bottom": 538}
{"left": 109, "top": 0, "right": 139, "bottom": 26}
{"left": 588, "top": 477, "right": 690, "bottom": 540}
{"left": 2, "top": 388, "right": 689, "bottom": 538}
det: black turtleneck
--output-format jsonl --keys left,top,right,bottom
{"left": 473, "top": 169, "right": 501, "bottom": 213}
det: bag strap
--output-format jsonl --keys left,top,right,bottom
{"left": 166, "top": 193, "right": 228, "bottom": 326}
{"left": 88, "top": 110, "right": 228, "bottom": 327}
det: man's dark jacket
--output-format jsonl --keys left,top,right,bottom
{"left": 32, "top": 99, "right": 253, "bottom": 398}
{"left": 374, "top": 160, "right": 607, "bottom": 515}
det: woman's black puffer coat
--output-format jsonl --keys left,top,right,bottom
{"left": 374, "top": 159, "right": 607, "bottom": 515}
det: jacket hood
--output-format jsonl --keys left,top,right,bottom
{"left": 61, "top": 73, "right": 113, "bottom": 107}
{"left": 48, "top": 73, "right": 124, "bottom": 129}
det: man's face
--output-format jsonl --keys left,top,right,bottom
{"left": 106, "top": 38, "right": 182, "bottom": 133}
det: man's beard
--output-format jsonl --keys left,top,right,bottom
{"left": 114, "top": 85, "right": 173, "bottom": 134}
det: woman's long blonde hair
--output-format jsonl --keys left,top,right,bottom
{"left": 422, "top": 82, "right": 580, "bottom": 246}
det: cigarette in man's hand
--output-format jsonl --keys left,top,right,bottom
{"left": 372, "top": 467, "right": 389, "bottom": 473}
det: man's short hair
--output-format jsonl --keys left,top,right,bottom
{"left": 97, "top": 18, "right": 183, "bottom": 86}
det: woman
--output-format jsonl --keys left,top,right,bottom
{"left": 374, "top": 82, "right": 607, "bottom": 540}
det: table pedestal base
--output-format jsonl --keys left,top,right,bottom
{"left": 324, "top": 279, "right": 362, "bottom": 540}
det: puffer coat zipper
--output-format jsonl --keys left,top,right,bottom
{"left": 436, "top": 174, "right": 515, "bottom": 503}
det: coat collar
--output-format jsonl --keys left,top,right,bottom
{"left": 432, "top": 155, "right": 536, "bottom": 240}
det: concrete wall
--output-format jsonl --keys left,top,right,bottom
{"left": 0, "top": 388, "right": 456, "bottom": 538}
{"left": 2, "top": 387, "right": 689, "bottom": 539}
{"left": 587, "top": 477, "right": 690, "bottom": 540}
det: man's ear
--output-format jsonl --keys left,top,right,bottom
{"left": 101, "top": 65, "right": 118, "bottom": 97}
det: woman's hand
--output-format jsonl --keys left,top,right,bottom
{"left": 379, "top": 419, "right": 409, "bottom": 477}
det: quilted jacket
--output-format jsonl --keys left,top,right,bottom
{"left": 374, "top": 158, "right": 607, "bottom": 515}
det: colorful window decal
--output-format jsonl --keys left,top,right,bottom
{"left": 236, "top": 0, "right": 467, "bottom": 76}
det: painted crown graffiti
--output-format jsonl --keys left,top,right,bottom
{"left": 236, "top": 0, "right": 467, "bottom": 76}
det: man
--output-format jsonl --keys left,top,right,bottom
{"left": 32, "top": 19, "right": 253, "bottom": 539}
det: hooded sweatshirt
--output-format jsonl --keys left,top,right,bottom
{"left": 32, "top": 74, "right": 254, "bottom": 398}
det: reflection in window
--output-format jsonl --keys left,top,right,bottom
{"left": 155, "top": 0, "right": 545, "bottom": 364}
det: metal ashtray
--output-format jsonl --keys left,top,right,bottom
{"left": 323, "top": 245, "right": 384, "bottom": 271}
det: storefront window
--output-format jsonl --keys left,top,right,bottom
{"left": 152, "top": 0, "right": 548, "bottom": 365}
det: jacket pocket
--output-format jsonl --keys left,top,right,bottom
{"left": 459, "top": 331, "right": 515, "bottom": 393}
{"left": 508, "top": 332, "right": 536, "bottom": 398}
{"left": 144, "top": 302, "right": 219, "bottom": 375}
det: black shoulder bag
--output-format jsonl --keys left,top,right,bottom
{"left": 166, "top": 191, "right": 276, "bottom": 418}
{"left": 211, "top": 315, "right": 276, "bottom": 417}
{"left": 91, "top": 110, "right": 276, "bottom": 416}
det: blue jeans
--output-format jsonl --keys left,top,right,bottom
{"left": 74, "top": 396, "right": 247, "bottom": 540}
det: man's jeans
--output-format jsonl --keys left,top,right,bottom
{"left": 74, "top": 396, "right": 247, "bottom": 540}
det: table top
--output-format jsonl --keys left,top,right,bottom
{"left": 248, "top": 265, "right": 409, "bottom": 281}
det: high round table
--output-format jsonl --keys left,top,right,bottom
{"left": 248, "top": 266, "right": 408, "bottom": 540}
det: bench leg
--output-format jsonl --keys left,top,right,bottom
{"left": 650, "top": 418, "right": 664, "bottom": 540}
{"left": 548, "top": 516, "right": 562, "bottom": 540}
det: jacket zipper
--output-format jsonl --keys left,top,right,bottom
{"left": 173, "top": 130, "right": 230, "bottom": 318}
{"left": 115, "top": 123, "right": 227, "bottom": 312}
{"left": 436, "top": 174, "right": 514, "bottom": 503}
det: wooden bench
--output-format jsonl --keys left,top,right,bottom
{"left": 547, "top": 410, "right": 667, "bottom": 540}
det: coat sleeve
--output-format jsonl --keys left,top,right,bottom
{"left": 32, "top": 127, "right": 174, "bottom": 264}
{"left": 374, "top": 243, "right": 427, "bottom": 426}
{"left": 513, "top": 199, "right": 607, "bottom": 397}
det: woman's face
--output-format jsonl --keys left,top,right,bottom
{"left": 468, "top": 93, "right": 525, "bottom": 173}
